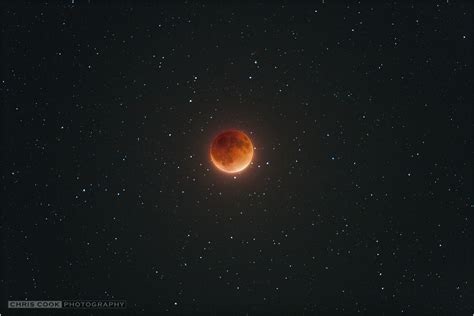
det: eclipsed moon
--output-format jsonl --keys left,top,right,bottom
{"left": 210, "top": 130, "right": 254, "bottom": 173}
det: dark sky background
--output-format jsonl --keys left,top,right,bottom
{"left": 1, "top": 2, "right": 472, "bottom": 315}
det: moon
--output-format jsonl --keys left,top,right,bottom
{"left": 210, "top": 130, "right": 254, "bottom": 173}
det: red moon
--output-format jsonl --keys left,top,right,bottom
{"left": 210, "top": 130, "right": 254, "bottom": 173}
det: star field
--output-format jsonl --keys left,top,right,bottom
{"left": 1, "top": 2, "right": 472, "bottom": 314}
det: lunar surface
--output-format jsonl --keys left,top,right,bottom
{"left": 210, "top": 130, "right": 254, "bottom": 173}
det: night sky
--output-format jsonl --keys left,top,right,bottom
{"left": 1, "top": 2, "right": 473, "bottom": 315}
